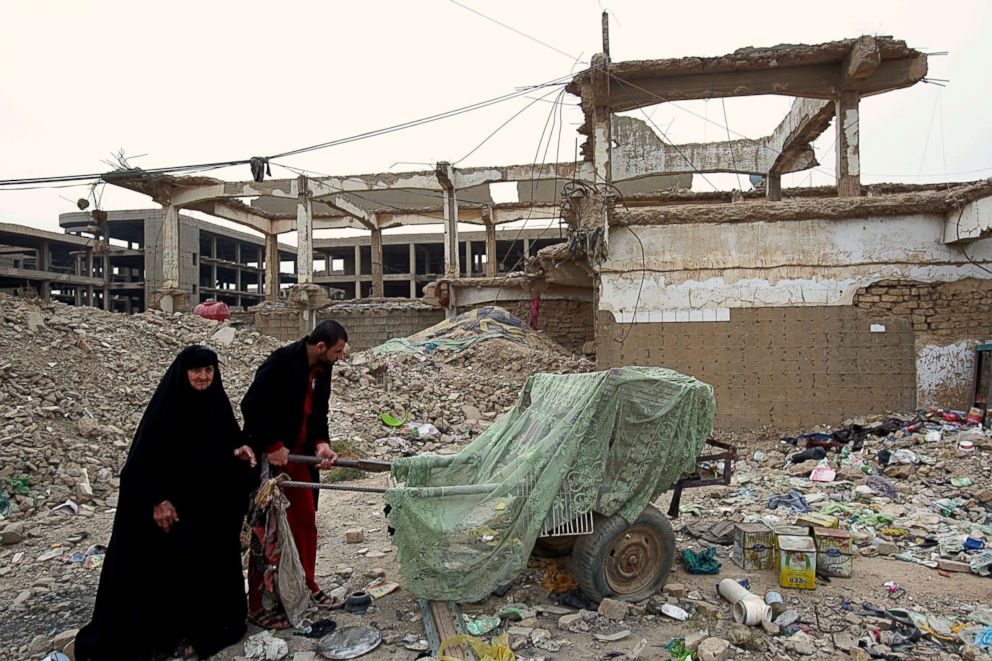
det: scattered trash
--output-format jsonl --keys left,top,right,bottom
{"left": 809, "top": 465, "right": 836, "bottom": 482}
{"left": 767, "top": 490, "right": 812, "bottom": 513}
{"left": 593, "top": 629, "right": 632, "bottom": 642}
{"left": 465, "top": 614, "right": 501, "bottom": 636}
{"left": 976, "top": 627, "right": 992, "bottom": 649}
{"left": 718, "top": 578, "right": 771, "bottom": 625}
{"left": 406, "top": 421, "right": 440, "bottom": 439}
{"left": 343, "top": 591, "right": 373, "bottom": 615}
{"left": 685, "top": 519, "right": 735, "bottom": 545}
{"left": 778, "top": 535, "right": 816, "bottom": 590}
{"left": 317, "top": 625, "right": 383, "bottom": 660}
{"left": 365, "top": 578, "right": 400, "bottom": 599}
{"left": 683, "top": 547, "right": 721, "bottom": 574}
{"left": 752, "top": 450, "right": 767, "bottom": 462}
{"left": 50, "top": 500, "right": 79, "bottom": 516}
{"left": 245, "top": 630, "right": 289, "bottom": 660}
{"left": 884, "top": 581, "right": 906, "bottom": 599}
{"left": 379, "top": 410, "right": 409, "bottom": 428}
{"left": 298, "top": 619, "right": 336, "bottom": 639}
{"left": 438, "top": 633, "right": 513, "bottom": 661}
{"left": 950, "top": 477, "right": 974, "bottom": 487}
{"left": 660, "top": 604, "right": 689, "bottom": 621}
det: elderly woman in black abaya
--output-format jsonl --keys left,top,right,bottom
{"left": 76, "top": 346, "right": 258, "bottom": 661}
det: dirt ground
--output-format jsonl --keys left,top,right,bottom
{"left": 2, "top": 446, "right": 989, "bottom": 660}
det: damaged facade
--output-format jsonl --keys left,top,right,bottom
{"left": 55, "top": 34, "right": 990, "bottom": 428}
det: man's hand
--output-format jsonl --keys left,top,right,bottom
{"left": 153, "top": 500, "right": 178, "bottom": 533}
{"left": 315, "top": 442, "right": 337, "bottom": 470}
{"left": 267, "top": 445, "right": 289, "bottom": 466}
{"left": 234, "top": 445, "right": 257, "bottom": 467}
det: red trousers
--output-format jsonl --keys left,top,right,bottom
{"left": 248, "top": 460, "right": 319, "bottom": 613}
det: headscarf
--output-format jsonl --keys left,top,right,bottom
{"left": 120, "top": 345, "right": 244, "bottom": 512}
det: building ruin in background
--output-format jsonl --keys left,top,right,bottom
{"left": 6, "top": 35, "right": 992, "bottom": 427}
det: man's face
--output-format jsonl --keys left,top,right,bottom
{"left": 317, "top": 339, "right": 346, "bottom": 366}
{"left": 187, "top": 365, "right": 215, "bottom": 391}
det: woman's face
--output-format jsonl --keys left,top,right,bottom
{"left": 187, "top": 365, "right": 215, "bottom": 391}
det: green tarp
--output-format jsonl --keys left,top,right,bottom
{"left": 385, "top": 366, "right": 715, "bottom": 601}
{"left": 373, "top": 306, "right": 529, "bottom": 355}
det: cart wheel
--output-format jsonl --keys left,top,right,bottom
{"left": 533, "top": 535, "right": 577, "bottom": 558}
{"left": 572, "top": 505, "right": 675, "bottom": 602}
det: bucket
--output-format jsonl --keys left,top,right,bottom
{"left": 958, "top": 439, "right": 975, "bottom": 452}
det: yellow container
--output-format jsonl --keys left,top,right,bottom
{"left": 732, "top": 522, "right": 773, "bottom": 570}
{"left": 813, "top": 527, "right": 853, "bottom": 578}
{"left": 779, "top": 535, "right": 816, "bottom": 590}
{"left": 796, "top": 512, "right": 839, "bottom": 531}
{"left": 772, "top": 525, "right": 808, "bottom": 566}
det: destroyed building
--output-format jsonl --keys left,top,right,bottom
{"left": 4, "top": 35, "right": 989, "bottom": 428}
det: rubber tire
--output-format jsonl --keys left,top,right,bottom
{"left": 532, "top": 535, "right": 577, "bottom": 558}
{"left": 572, "top": 504, "right": 676, "bottom": 603}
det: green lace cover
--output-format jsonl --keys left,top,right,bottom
{"left": 385, "top": 366, "right": 715, "bottom": 601}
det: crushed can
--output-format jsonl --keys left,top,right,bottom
{"left": 778, "top": 535, "right": 816, "bottom": 590}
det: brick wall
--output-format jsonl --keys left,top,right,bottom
{"left": 855, "top": 278, "right": 992, "bottom": 341}
{"left": 855, "top": 278, "right": 992, "bottom": 407}
{"left": 596, "top": 306, "right": 917, "bottom": 430}
{"left": 319, "top": 307, "right": 445, "bottom": 352}
{"left": 252, "top": 310, "right": 306, "bottom": 342}
{"left": 462, "top": 299, "right": 594, "bottom": 354}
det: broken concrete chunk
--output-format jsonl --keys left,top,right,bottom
{"left": 696, "top": 637, "right": 731, "bottom": 661}
{"left": 344, "top": 529, "right": 365, "bottom": 544}
{"left": 597, "top": 597, "right": 629, "bottom": 621}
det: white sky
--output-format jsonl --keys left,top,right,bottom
{"left": 2, "top": 0, "right": 990, "bottom": 238}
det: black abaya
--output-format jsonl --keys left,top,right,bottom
{"left": 76, "top": 346, "right": 256, "bottom": 661}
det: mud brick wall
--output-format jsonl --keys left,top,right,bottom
{"left": 463, "top": 299, "right": 594, "bottom": 354}
{"left": 596, "top": 306, "right": 916, "bottom": 430}
{"left": 855, "top": 278, "right": 992, "bottom": 407}
{"left": 319, "top": 307, "right": 445, "bottom": 352}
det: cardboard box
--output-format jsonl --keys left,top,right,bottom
{"left": 732, "top": 522, "right": 773, "bottom": 570}
{"left": 779, "top": 535, "right": 816, "bottom": 590}
{"left": 813, "top": 527, "right": 853, "bottom": 578}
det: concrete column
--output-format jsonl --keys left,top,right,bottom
{"left": 409, "top": 243, "right": 417, "bottom": 298}
{"left": 464, "top": 240, "right": 472, "bottom": 277}
{"left": 103, "top": 254, "right": 111, "bottom": 311}
{"left": 835, "top": 91, "right": 861, "bottom": 197}
{"left": 235, "top": 243, "right": 242, "bottom": 294}
{"left": 766, "top": 173, "right": 782, "bottom": 201}
{"left": 264, "top": 233, "right": 279, "bottom": 302}
{"left": 485, "top": 223, "right": 497, "bottom": 277}
{"left": 211, "top": 236, "right": 217, "bottom": 258}
{"left": 210, "top": 262, "right": 217, "bottom": 294}
{"left": 87, "top": 285, "right": 93, "bottom": 307}
{"left": 161, "top": 204, "right": 181, "bottom": 289}
{"left": 437, "top": 162, "right": 459, "bottom": 277}
{"left": 370, "top": 225, "right": 384, "bottom": 298}
{"left": 296, "top": 182, "right": 314, "bottom": 285}
{"left": 354, "top": 244, "right": 362, "bottom": 299}
{"left": 38, "top": 241, "right": 51, "bottom": 301}
{"left": 523, "top": 237, "right": 530, "bottom": 261}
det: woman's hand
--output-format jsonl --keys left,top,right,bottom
{"left": 234, "top": 445, "right": 257, "bottom": 467}
{"left": 153, "top": 500, "right": 179, "bottom": 533}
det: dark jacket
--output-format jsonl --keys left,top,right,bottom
{"left": 241, "top": 337, "right": 332, "bottom": 459}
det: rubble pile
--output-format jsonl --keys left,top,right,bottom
{"left": 335, "top": 335, "right": 593, "bottom": 459}
{"left": 0, "top": 294, "right": 286, "bottom": 520}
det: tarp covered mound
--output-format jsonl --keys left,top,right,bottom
{"left": 373, "top": 306, "right": 531, "bottom": 355}
{"left": 385, "top": 366, "right": 715, "bottom": 601}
